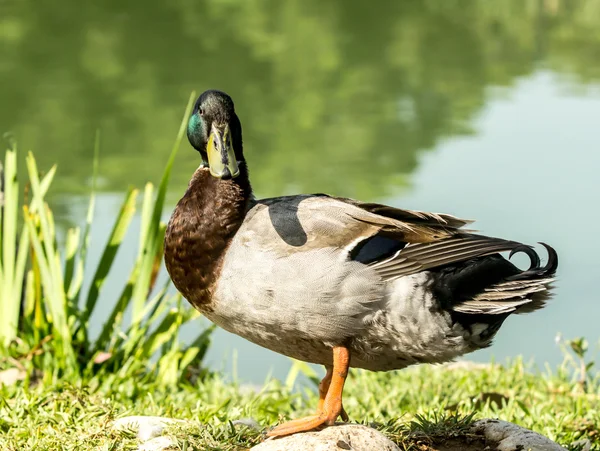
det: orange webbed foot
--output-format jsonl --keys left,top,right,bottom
{"left": 266, "top": 415, "right": 327, "bottom": 437}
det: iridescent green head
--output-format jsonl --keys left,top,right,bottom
{"left": 187, "top": 90, "right": 243, "bottom": 179}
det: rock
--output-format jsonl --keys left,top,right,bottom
{"left": 470, "top": 419, "right": 567, "bottom": 451}
{"left": 0, "top": 368, "right": 26, "bottom": 387}
{"left": 570, "top": 438, "right": 592, "bottom": 451}
{"left": 251, "top": 424, "right": 400, "bottom": 451}
{"left": 112, "top": 415, "right": 185, "bottom": 442}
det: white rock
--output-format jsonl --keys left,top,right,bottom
{"left": 112, "top": 415, "right": 185, "bottom": 442}
{"left": 0, "top": 368, "right": 26, "bottom": 387}
{"left": 251, "top": 424, "right": 400, "bottom": 451}
{"left": 471, "top": 419, "right": 567, "bottom": 451}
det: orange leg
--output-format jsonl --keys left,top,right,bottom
{"left": 267, "top": 346, "right": 350, "bottom": 437}
{"left": 318, "top": 366, "right": 349, "bottom": 422}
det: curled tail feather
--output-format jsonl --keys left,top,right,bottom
{"left": 453, "top": 243, "right": 558, "bottom": 315}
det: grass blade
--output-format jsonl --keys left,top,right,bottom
{"left": 84, "top": 187, "right": 138, "bottom": 319}
{"left": 0, "top": 149, "right": 19, "bottom": 342}
{"left": 63, "top": 227, "right": 81, "bottom": 296}
{"left": 138, "top": 183, "right": 154, "bottom": 252}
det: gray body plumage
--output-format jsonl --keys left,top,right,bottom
{"left": 203, "top": 195, "right": 555, "bottom": 371}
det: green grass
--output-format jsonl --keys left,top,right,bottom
{"left": 1, "top": 357, "right": 598, "bottom": 451}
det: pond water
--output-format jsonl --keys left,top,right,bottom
{"left": 2, "top": 0, "right": 600, "bottom": 383}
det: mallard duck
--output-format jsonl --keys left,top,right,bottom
{"left": 164, "top": 90, "right": 558, "bottom": 437}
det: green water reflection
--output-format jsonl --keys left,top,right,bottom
{"left": 2, "top": 0, "right": 600, "bottom": 201}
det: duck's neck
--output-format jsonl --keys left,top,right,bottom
{"left": 164, "top": 162, "right": 252, "bottom": 310}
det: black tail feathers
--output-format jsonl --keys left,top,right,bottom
{"left": 506, "top": 243, "right": 558, "bottom": 281}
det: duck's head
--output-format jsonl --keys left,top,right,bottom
{"left": 187, "top": 90, "right": 243, "bottom": 180}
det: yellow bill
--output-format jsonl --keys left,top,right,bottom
{"left": 206, "top": 122, "right": 240, "bottom": 179}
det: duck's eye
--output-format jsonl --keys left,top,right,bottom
{"left": 199, "top": 108, "right": 204, "bottom": 116}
